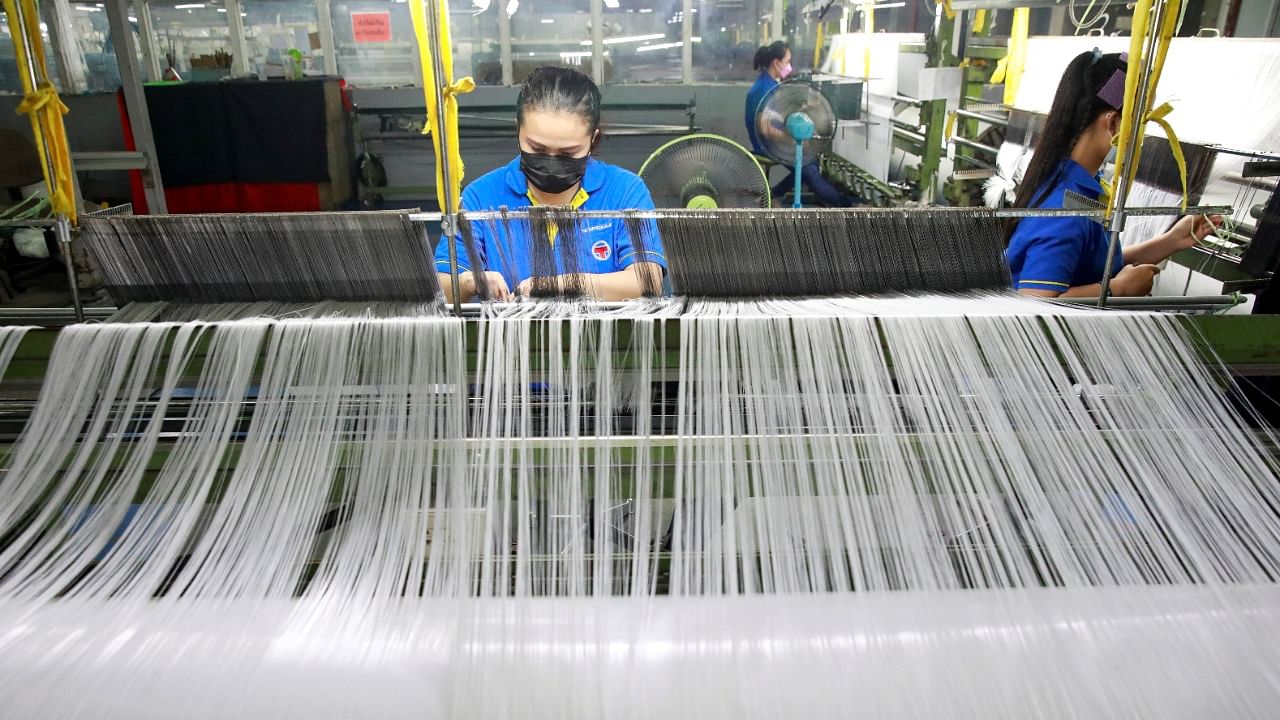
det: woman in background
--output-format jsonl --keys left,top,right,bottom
{"left": 745, "top": 41, "right": 857, "bottom": 208}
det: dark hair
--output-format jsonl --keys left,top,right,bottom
{"left": 516, "top": 66, "right": 603, "bottom": 134}
{"left": 1006, "top": 51, "right": 1126, "bottom": 238}
{"left": 753, "top": 41, "right": 789, "bottom": 72}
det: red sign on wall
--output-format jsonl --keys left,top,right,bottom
{"left": 351, "top": 12, "right": 392, "bottom": 43}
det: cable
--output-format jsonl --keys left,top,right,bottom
{"left": 1069, "top": 0, "right": 1110, "bottom": 34}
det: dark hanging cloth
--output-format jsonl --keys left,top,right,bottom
{"left": 126, "top": 79, "right": 332, "bottom": 213}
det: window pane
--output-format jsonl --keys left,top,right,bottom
{"left": 602, "top": 0, "right": 683, "bottom": 84}
{"left": 0, "top": 9, "right": 63, "bottom": 93}
{"left": 449, "top": 0, "right": 500, "bottom": 86}
{"left": 243, "top": 0, "right": 322, "bottom": 79}
{"left": 507, "top": 0, "right": 591, "bottom": 84}
{"left": 330, "top": 0, "right": 495, "bottom": 88}
{"left": 150, "top": 0, "right": 234, "bottom": 81}
{"left": 692, "top": 0, "right": 763, "bottom": 82}
{"left": 332, "top": 0, "right": 416, "bottom": 87}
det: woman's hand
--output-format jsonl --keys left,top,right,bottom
{"left": 1111, "top": 263, "right": 1161, "bottom": 297}
{"left": 462, "top": 271, "right": 511, "bottom": 301}
{"left": 515, "top": 275, "right": 578, "bottom": 298}
{"left": 1170, "top": 214, "right": 1223, "bottom": 250}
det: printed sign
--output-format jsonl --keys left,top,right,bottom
{"left": 352, "top": 12, "right": 392, "bottom": 43}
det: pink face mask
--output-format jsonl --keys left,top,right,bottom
{"left": 779, "top": 63, "right": 793, "bottom": 79}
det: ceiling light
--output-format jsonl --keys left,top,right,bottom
{"left": 637, "top": 41, "right": 681, "bottom": 52}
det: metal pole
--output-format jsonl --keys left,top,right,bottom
{"left": 55, "top": 218, "right": 83, "bottom": 323}
{"left": 591, "top": 0, "right": 604, "bottom": 85}
{"left": 12, "top": 0, "right": 84, "bottom": 322}
{"left": 315, "top": 0, "right": 339, "bottom": 76}
{"left": 137, "top": 0, "right": 164, "bottom": 82}
{"left": 403, "top": 203, "right": 1235, "bottom": 223}
{"left": 1097, "top": 0, "right": 1169, "bottom": 308}
{"left": 106, "top": 0, "right": 168, "bottom": 214}
{"left": 681, "top": 0, "right": 693, "bottom": 84}
{"left": 497, "top": 0, "right": 513, "bottom": 86}
{"left": 42, "top": 0, "right": 88, "bottom": 93}
{"left": 423, "top": 0, "right": 463, "bottom": 316}
{"left": 225, "top": 0, "right": 250, "bottom": 77}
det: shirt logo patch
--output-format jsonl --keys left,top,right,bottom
{"left": 581, "top": 223, "right": 611, "bottom": 233}
{"left": 591, "top": 240, "right": 612, "bottom": 261}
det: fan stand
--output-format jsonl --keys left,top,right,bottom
{"left": 784, "top": 112, "right": 816, "bottom": 209}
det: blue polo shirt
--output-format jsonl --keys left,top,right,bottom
{"left": 1006, "top": 159, "right": 1123, "bottom": 293}
{"left": 434, "top": 156, "right": 666, "bottom": 291}
{"left": 745, "top": 71, "right": 778, "bottom": 155}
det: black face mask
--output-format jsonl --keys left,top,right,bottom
{"left": 520, "top": 151, "right": 588, "bottom": 195}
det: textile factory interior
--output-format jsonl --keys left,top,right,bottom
{"left": 1, "top": 0, "right": 1280, "bottom": 716}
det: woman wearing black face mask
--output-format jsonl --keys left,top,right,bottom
{"left": 434, "top": 66, "right": 667, "bottom": 301}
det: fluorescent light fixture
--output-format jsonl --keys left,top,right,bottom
{"left": 127, "top": 16, "right": 137, "bottom": 21}
{"left": 579, "top": 33, "right": 664, "bottom": 46}
{"left": 638, "top": 7, "right": 652, "bottom": 12}
{"left": 74, "top": 5, "right": 102, "bottom": 10}
{"left": 217, "top": 7, "right": 226, "bottom": 10}
{"left": 540, "top": 17, "right": 554, "bottom": 22}
{"left": 174, "top": 3, "right": 205, "bottom": 8}
{"left": 637, "top": 41, "right": 681, "bottom": 52}
{"left": 559, "top": 51, "right": 592, "bottom": 58}
{"left": 603, "top": 0, "right": 619, "bottom": 6}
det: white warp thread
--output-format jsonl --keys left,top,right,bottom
{"left": 0, "top": 297, "right": 1277, "bottom": 718}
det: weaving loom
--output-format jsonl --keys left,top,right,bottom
{"left": 0, "top": 207, "right": 1279, "bottom": 718}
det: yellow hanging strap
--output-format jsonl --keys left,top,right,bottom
{"left": 409, "top": 0, "right": 475, "bottom": 214}
{"left": 1105, "top": 0, "right": 1185, "bottom": 219}
{"left": 972, "top": 9, "right": 987, "bottom": 33}
{"left": 1001, "top": 8, "right": 1030, "bottom": 107}
{"left": 862, "top": 0, "right": 875, "bottom": 80}
{"left": 3, "top": 0, "right": 75, "bottom": 222}
{"left": 814, "top": 22, "right": 825, "bottom": 69}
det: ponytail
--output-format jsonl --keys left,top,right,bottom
{"left": 1005, "top": 50, "right": 1126, "bottom": 239}
{"left": 753, "top": 41, "right": 789, "bottom": 72}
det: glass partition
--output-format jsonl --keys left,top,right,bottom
{"left": 601, "top": 0, "right": 684, "bottom": 84}
{"left": 506, "top": 0, "right": 592, "bottom": 84}
{"left": 243, "top": 0, "right": 322, "bottom": 78}
{"left": 692, "top": 0, "right": 764, "bottom": 82}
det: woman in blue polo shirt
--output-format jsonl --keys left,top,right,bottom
{"left": 745, "top": 41, "right": 855, "bottom": 208}
{"left": 435, "top": 66, "right": 666, "bottom": 302}
{"left": 1006, "top": 50, "right": 1219, "bottom": 297}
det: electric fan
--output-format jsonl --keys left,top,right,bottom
{"left": 754, "top": 80, "right": 836, "bottom": 208}
{"left": 639, "top": 134, "right": 771, "bottom": 209}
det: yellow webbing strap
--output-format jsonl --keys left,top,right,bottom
{"left": 1106, "top": 0, "right": 1186, "bottom": 219}
{"left": 862, "top": 0, "right": 875, "bottom": 80}
{"left": 814, "top": 22, "right": 825, "bottom": 69}
{"left": 3, "top": 0, "right": 75, "bottom": 222}
{"left": 1001, "top": 8, "right": 1030, "bottom": 107}
{"left": 410, "top": 0, "right": 475, "bottom": 214}
{"left": 973, "top": 9, "right": 987, "bottom": 33}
